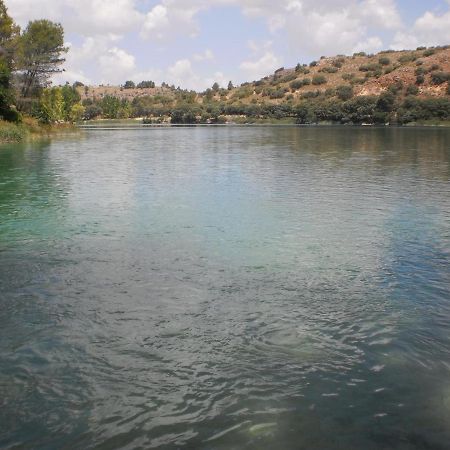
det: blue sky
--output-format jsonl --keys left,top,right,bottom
{"left": 6, "top": 0, "right": 450, "bottom": 90}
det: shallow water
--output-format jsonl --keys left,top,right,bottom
{"left": 1, "top": 126, "right": 450, "bottom": 449}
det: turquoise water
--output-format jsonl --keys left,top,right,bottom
{"left": 1, "top": 126, "right": 450, "bottom": 449}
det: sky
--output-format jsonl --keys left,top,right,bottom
{"left": 5, "top": 0, "right": 450, "bottom": 90}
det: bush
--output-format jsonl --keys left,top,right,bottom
{"left": 379, "top": 57, "right": 391, "bottom": 66}
{"left": 423, "top": 49, "right": 436, "bottom": 57}
{"left": 406, "top": 85, "right": 419, "bottom": 96}
{"left": 336, "top": 85, "right": 354, "bottom": 101}
{"left": 431, "top": 72, "right": 450, "bottom": 85}
{"left": 290, "top": 79, "right": 310, "bottom": 90}
{"left": 309, "top": 61, "right": 318, "bottom": 67}
{"left": 295, "top": 64, "right": 310, "bottom": 74}
{"left": 351, "top": 77, "right": 367, "bottom": 85}
{"left": 342, "top": 73, "right": 355, "bottom": 81}
{"left": 416, "top": 75, "right": 425, "bottom": 85}
{"left": 319, "top": 66, "right": 339, "bottom": 73}
{"left": 359, "top": 63, "right": 382, "bottom": 72}
{"left": 398, "top": 54, "right": 417, "bottom": 63}
{"left": 312, "top": 75, "right": 327, "bottom": 85}
{"left": 415, "top": 67, "right": 427, "bottom": 76}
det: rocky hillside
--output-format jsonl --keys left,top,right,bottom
{"left": 79, "top": 46, "right": 450, "bottom": 104}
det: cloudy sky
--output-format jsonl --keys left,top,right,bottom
{"left": 6, "top": 0, "right": 450, "bottom": 90}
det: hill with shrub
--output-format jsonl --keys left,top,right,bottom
{"left": 76, "top": 46, "right": 450, "bottom": 126}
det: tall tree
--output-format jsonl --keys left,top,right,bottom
{"left": 0, "top": 2, "right": 20, "bottom": 121}
{"left": 0, "top": 1, "right": 20, "bottom": 65}
{"left": 17, "top": 20, "right": 68, "bottom": 98}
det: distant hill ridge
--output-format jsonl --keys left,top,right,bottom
{"left": 75, "top": 46, "right": 450, "bottom": 125}
{"left": 80, "top": 46, "right": 450, "bottom": 100}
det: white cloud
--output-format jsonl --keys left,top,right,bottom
{"left": 352, "top": 36, "right": 384, "bottom": 54}
{"left": 7, "top": 0, "right": 142, "bottom": 35}
{"left": 99, "top": 47, "right": 136, "bottom": 84}
{"left": 240, "top": 51, "right": 281, "bottom": 80}
{"left": 392, "top": 7, "right": 450, "bottom": 50}
{"left": 193, "top": 49, "right": 214, "bottom": 62}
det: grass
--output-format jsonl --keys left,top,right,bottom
{"left": 0, "top": 117, "right": 78, "bottom": 143}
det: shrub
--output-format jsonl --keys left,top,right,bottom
{"left": 336, "top": 85, "right": 354, "bottom": 101}
{"left": 431, "top": 72, "right": 450, "bottom": 85}
{"left": 312, "top": 75, "right": 327, "bottom": 85}
{"left": 415, "top": 67, "right": 427, "bottom": 76}
{"left": 301, "top": 91, "right": 321, "bottom": 99}
{"left": 406, "top": 85, "right": 419, "bottom": 96}
{"left": 295, "top": 64, "right": 310, "bottom": 74}
{"left": 309, "top": 61, "right": 318, "bottom": 67}
{"left": 379, "top": 57, "right": 391, "bottom": 66}
{"left": 398, "top": 54, "right": 417, "bottom": 63}
{"left": 359, "top": 63, "right": 382, "bottom": 72}
{"left": 342, "top": 73, "right": 355, "bottom": 81}
{"left": 319, "top": 66, "right": 339, "bottom": 73}
{"left": 423, "top": 49, "right": 436, "bottom": 57}
{"left": 350, "top": 77, "right": 367, "bottom": 85}
{"left": 290, "top": 79, "right": 310, "bottom": 90}
{"left": 416, "top": 75, "right": 425, "bottom": 85}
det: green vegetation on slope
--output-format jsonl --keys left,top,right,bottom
{"left": 75, "top": 46, "right": 450, "bottom": 126}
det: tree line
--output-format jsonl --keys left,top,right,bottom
{"left": 0, "top": 0, "right": 73, "bottom": 124}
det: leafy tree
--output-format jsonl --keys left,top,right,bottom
{"left": 69, "top": 103, "right": 85, "bottom": 122}
{"left": 137, "top": 80, "right": 155, "bottom": 88}
{"left": 17, "top": 20, "right": 68, "bottom": 98}
{"left": 61, "top": 83, "right": 80, "bottom": 120}
{"left": 227, "top": 80, "right": 234, "bottom": 90}
{"left": 0, "top": 0, "right": 20, "bottom": 64}
{"left": 84, "top": 104, "right": 102, "bottom": 120}
{"left": 212, "top": 82, "right": 220, "bottom": 92}
{"left": 124, "top": 80, "right": 135, "bottom": 89}
{"left": 0, "top": 57, "right": 19, "bottom": 121}
{"left": 100, "top": 95, "right": 121, "bottom": 119}
{"left": 39, "top": 87, "right": 64, "bottom": 123}
{"left": 376, "top": 92, "right": 396, "bottom": 112}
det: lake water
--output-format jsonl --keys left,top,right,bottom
{"left": 1, "top": 126, "right": 450, "bottom": 449}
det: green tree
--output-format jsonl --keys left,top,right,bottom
{"left": 0, "top": 57, "right": 18, "bottom": 121}
{"left": 227, "top": 81, "right": 234, "bottom": 91}
{"left": 61, "top": 83, "right": 80, "bottom": 120}
{"left": 0, "top": 0, "right": 20, "bottom": 65}
{"left": 17, "top": 20, "right": 68, "bottom": 98}
{"left": 212, "top": 82, "right": 219, "bottom": 92}
{"left": 69, "top": 103, "right": 85, "bottom": 122}
{"left": 39, "top": 87, "right": 64, "bottom": 123}
{"left": 100, "top": 95, "right": 121, "bottom": 119}
{"left": 124, "top": 80, "right": 135, "bottom": 89}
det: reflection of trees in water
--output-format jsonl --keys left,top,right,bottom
{"left": 260, "top": 127, "right": 450, "bottom": 181}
